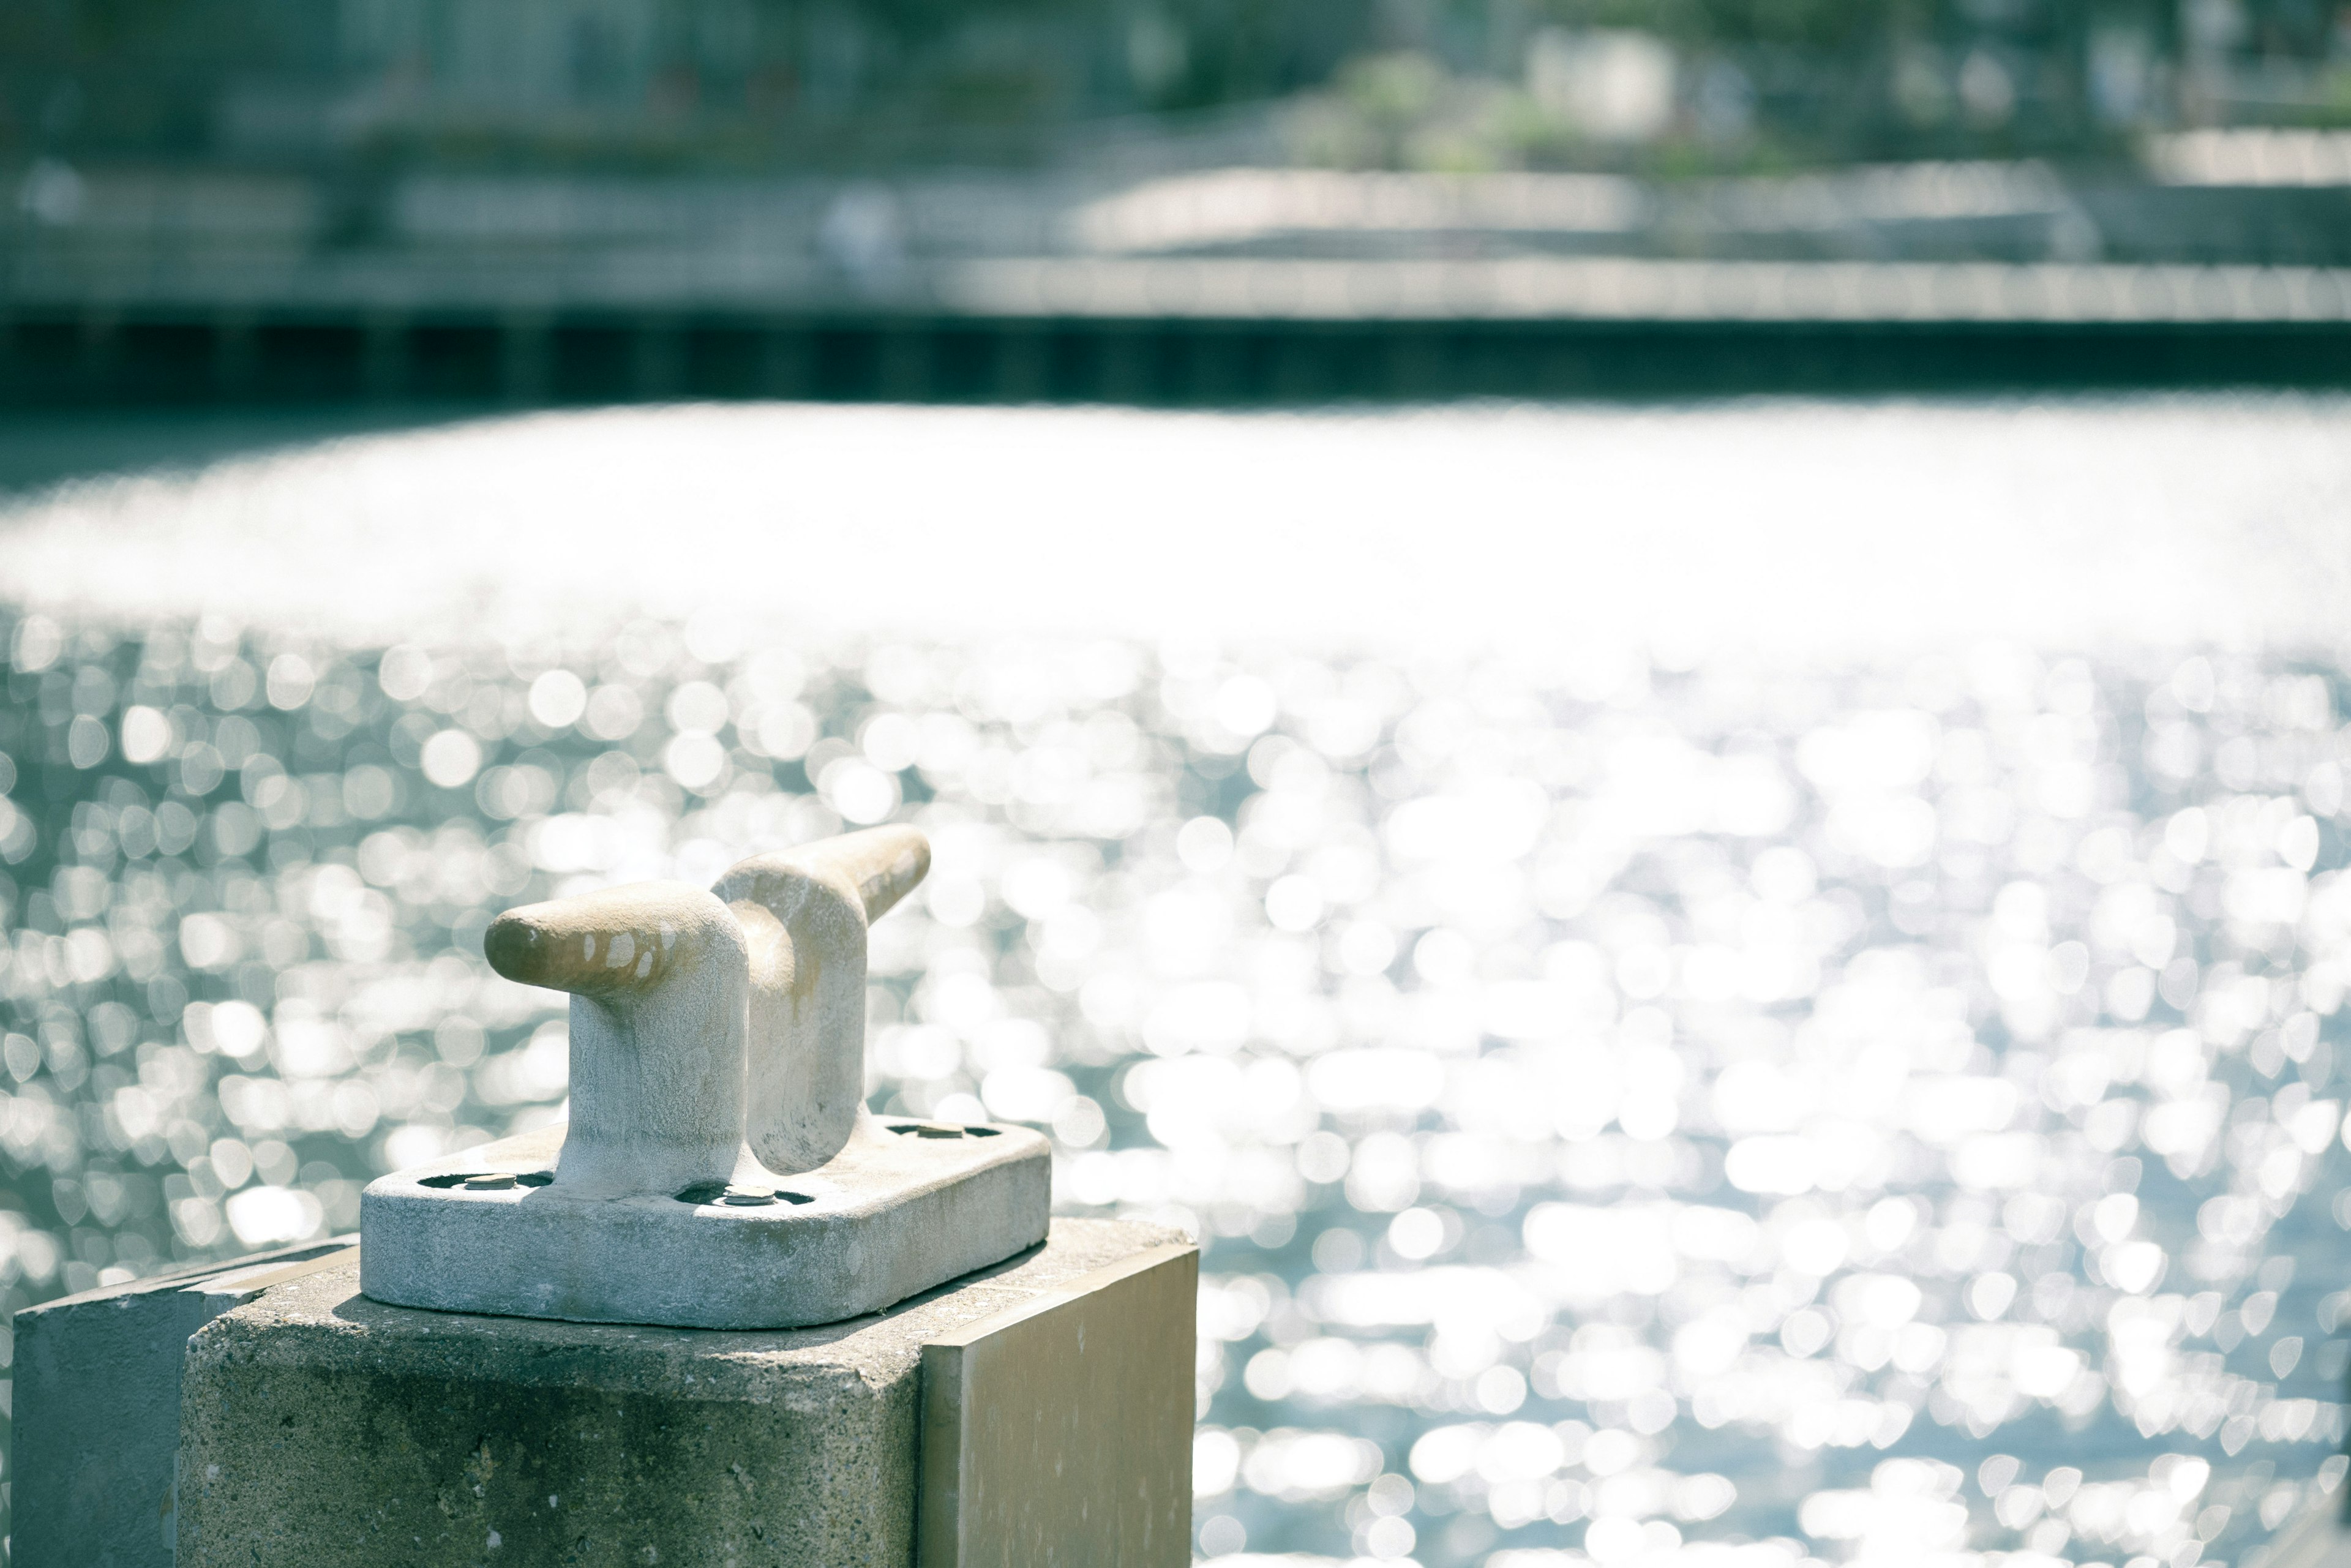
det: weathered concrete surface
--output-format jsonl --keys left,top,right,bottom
{"left": 360, "top": 1117, "right": 1051, "bottom": 1329}
{"left": 12, "top": 1238, "right": 356, "bottom": 1568}
{"left": 177, "top": 1217, "right": 1183, "bottom": 1568}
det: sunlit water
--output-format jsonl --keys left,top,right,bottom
{"left": 3, "top": 399, "right": 2351, "bottom": 1567}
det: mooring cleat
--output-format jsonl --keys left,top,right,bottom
{"left": 359, "top": 827, "right": 1049, "bottom": 1329}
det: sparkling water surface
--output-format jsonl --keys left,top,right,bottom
{"left": 2, "top": 399, "right": 2350, "bottom": 1568}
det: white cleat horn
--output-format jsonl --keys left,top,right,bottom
{"left": 483, "top": 880, "right": 749, "bottom": 1199}
{"left": 713, "top": 825, "right": 931, "bottom": 1177}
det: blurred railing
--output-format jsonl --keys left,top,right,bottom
{"left": 6, "top": 137, "right": 2351, "bottom": 402}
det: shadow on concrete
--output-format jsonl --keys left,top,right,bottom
{"left": 320, "top": 1235, "right": 1053, "bottom": 1356}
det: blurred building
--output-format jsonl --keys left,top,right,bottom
{"left": 0, "top": 0, "right": 1367, "bottom": 177}
{"left": 3, "top": 0, "right": 2350, "bottom": 409}
{"left": 4, "top": 0, "right": 2350, "bottom": 182}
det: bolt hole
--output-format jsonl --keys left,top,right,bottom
{"left": 420, "top": 1171, "right": 554, "bottom": 1190}
{"left": 674, "top": 1183, "right": 817, "bottom": 1207}
{"left": 888, "top": 1122, "right": 967, "bottom": 1139}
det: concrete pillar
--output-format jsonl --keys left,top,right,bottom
{"left": 874, "top": 323, "right": 934, "bottom": 402}
{"left": 759, "top": 325, "right": 817, "bottom": 399}
{"left": 77, "top": 309, "right": 122, "bottom": 398}
{"left": 25, "top": 838, "right": 1193, "bottom": 1566}
{"left": 499, "top": 312, "right": 552, "bottom": 405}
{"left": 361, "top": 312, "right": 411, "bottom": 402}
{"left": 211, "top": 310, "right": 258, "bottom": 397}
{"left": 987, "top": 325, "right": 1048, "bottom": 403}
{"left": 631, "top": 321, "right": 685, "bottom": 400}
{"left": 171, "top": 1218, "right": 1193, "bottom": 1567}
{"left": 13, "top": 1237, "right": 359, "bottom": 1567}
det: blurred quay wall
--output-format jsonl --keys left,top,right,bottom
{"left": 5, "top": 1, "right": 2351, "bottom": 400}
{"left": 4, "top": 151, "right": 2351, "bottom": 403}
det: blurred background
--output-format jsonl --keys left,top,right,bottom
{"left": 8, "top": 5, "right": 2351, "bottom": 1568}
{"left": 4, "top": 0, "right": 2351, "bottom": 398}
